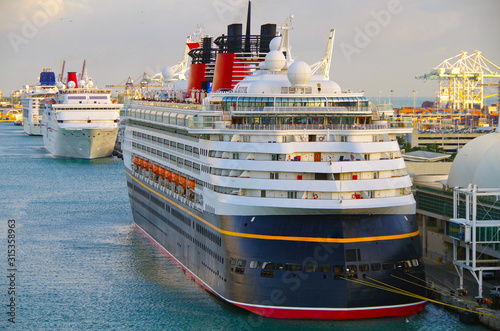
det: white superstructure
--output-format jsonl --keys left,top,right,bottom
{"left": 122, "top": 37, "right": 415, "bottom": 218}
{"left": 20, "top": 69, "right": 58, "bottom": 135}
{"left": 40, "top": 81, "right": 122, "bottom": 159}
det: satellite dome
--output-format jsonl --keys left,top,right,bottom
{"left": 162, "top": 66, "right": 175, "bottom": 81}
{"left": 87, "top": 80, "right": 94, "bottom": 88}
{"left": 79, "top": 80, "right": 86, "bottom": 88}
{"left": 56, "top": 82, "right": 65, "bottom": 89}
{"left": 446, "top": 131, "right": 500, "bottom": 188}
{"left": 287, "top": 61, "right": 312, "bottom": 86}
{"left": 264, "top": 50, "right": 286, "bottom": 72}
{"left": 68, "top": 81, "right": 76, "bottom": 89}
{"left": 269, "top": 37, "right": 282, "bottom": 51}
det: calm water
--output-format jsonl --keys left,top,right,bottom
{"left": 0, "top": 123, "right": 488, "bottom": 330}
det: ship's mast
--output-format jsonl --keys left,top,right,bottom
{"left": 279, "top": 15, "right": 294, "bottom": 60}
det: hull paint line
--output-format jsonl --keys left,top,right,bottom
{"left": 127, "top": 170, "right": 420, "bottom": 244}
{"left": 134, "top": 223, "right": 427, "bottom": 319}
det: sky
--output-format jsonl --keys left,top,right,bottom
{"left": 0, "top": 0, "right": 499, "bottom": 100}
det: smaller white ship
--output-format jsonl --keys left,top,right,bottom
{"left": 40, "top": 69, "right": 123, "bottom": 159}
{"left": 20, "top": 69, "right": 58, "bottom": 135}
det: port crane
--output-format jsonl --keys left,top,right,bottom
{"left": 416, "top": 51, "right": 500, "bottom": 110}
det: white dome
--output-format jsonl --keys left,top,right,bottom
{"left": 162, "top": 66, "right": 175, "bottom": 81}
{"left": 79, "top": 80, "right": 86, "bottom": 88}
{"left": 447, "top": 132, "right": 500, "bottom": 188}
{"left": 287, "top": 61, "right": 312, "bottom": 86}
{"left": 247, "top": 79, "right": 290, "bottom": 94}
{"left": 269, "top": 37, "right": 282, "bottom": 51}
{"left": 56, "top": 82, "right": 65, "bottom": 89}
{"left": 87, "top": 80, "right": 94, "bottom": 88}
{"left": 264, "top": 50, "right": 286, "bottom": 72}
{"left": 67, "top": 81, "right": 76, "bottom": 89}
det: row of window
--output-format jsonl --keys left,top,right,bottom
{"left": 132, "top": 131, "right": 200, "bottom": 156}
{"left": 130, "top": 182, "right": 224, "bottom": 264}
{"left": 230, "top": 257, "right": 422, "bottom": 278}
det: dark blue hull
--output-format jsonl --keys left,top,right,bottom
{"left": 126, "top": 170, "right": 427, "bottom": 319}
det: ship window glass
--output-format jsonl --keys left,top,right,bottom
{"left": 359, "top": 264, "right": 369, "bottom": 272}
{"left": 177, "top": 143, "right": 184, "bottom": 150}
{"left": 333, "top": 265, "right": 345, "bottom": 273}
{"left": 164, "top": 139, "right": 169, "bottom": 146}
{"left": 285, "top": 263, "right": 302, "bottom": 272}
{"left": 262, "top": 262, "right": 283, "bottom": 270}
{"left": 346, "top": 265, "right": 357, "bottom": 273}
{"left": 230, "top": 258, "right": 236, "bottom": 265}
{"left": 236, "top": 259, "right": 246, "bottom": 267}
{"left": 318, "top": 265, "right": 330, "bottom": 273}
{"left": 371, "top": 263, "right": 381, "bottom": 271}
{"left": 412, "top": 259, "right": 419, "bottom": 267}
{"left": 304, "top": 264, "right": 316, "bottom": 272}
{"left": 249, "top": 261, "right": 260, "bottom": 269}
{"left": 382, "top": 262, "right": 395, "bottom": 270}
{"left": 158, "top": 138, "right": 163, "bottom": 144}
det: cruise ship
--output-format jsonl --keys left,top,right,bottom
{"left": 20, "top": 69, "right": 58, "bottom": 135}
{"left": 122, "top": 9, "right": 427, "bottom": 319}
{"left": 40, "top": 71, "right": 123, "bottom": 159}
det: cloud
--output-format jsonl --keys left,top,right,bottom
{"left": 0, "top": 0, "right": 68, "bottom": 32}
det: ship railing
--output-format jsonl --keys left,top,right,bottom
{"left": 387, "top": 117, "right": 413, "bottom": 128}
{"left": 227, "top": 106, "right": 370, "bottom": 113}
{"left": 225, "top": 123, "right": 389, "bottom": 131}
{"left": 132, "top": 100, "right": 202, "bottom": 110}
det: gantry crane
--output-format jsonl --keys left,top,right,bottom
{"left": 416, "top": 51, "right": 500, "bottom": 110}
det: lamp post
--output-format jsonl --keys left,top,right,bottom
{"left": 412, "top": 90, "right": 417, "bottom": 113}
{"left": 389, "top": 89, "right": 394, "bottom": 106}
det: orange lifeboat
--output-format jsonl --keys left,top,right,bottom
{"left": 152, "top": 164, "right": 159, "bottom": 176}
{"left": 166, "top": 170, "right": 172, "bottom": 182}
{"left": 187, "top": 179, "right": 195, "bottom": 191}
{"left": 172, "top": 173, "right": 179, "bottom": 185}
{"left": 137, "top": 158, "right": 144, "bottom": 168}
{"left": 179, "top": 176, "right": 187, "bottom": 189}
{"left": 133, "top": 156, "right": 139, "bottom": 166}
{"left": 143, "top": 160, "right": 150, "bottom": 171}
{"left": 159, "top": 167, "right": 165, "bottom": 179}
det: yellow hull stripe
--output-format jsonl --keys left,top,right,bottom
{"left": 126, "top": 170, "right": 420, "bottom": 243}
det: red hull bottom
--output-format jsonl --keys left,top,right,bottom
{"left": 136, "top": 224, "right": 427, "bottom": 320}
{"left": 231, "top": 301, "right": 427, "bottom": 320}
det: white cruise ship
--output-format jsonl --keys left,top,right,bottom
{"left": 20, "top": 69, "right": 58, "bottom": 135}
{"left": 122, "top": 7, "right": 426, "bottom": 320}
{"left": 40, "top": 71, "right": 123, "bottom": 159}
